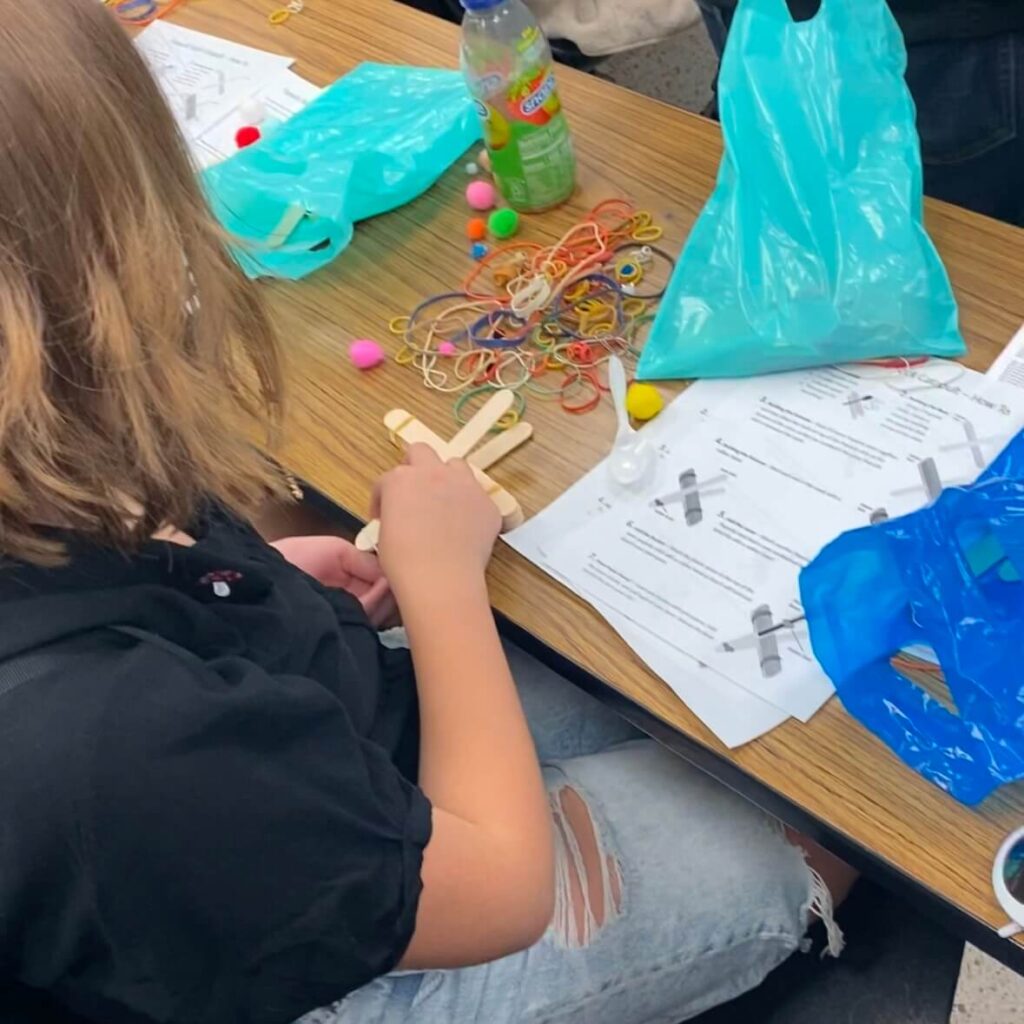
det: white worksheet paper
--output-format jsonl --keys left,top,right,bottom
{"left": 506, "top": 391, "right": 793, "bottom": 749}
{"left": 135, "top": 22, "right": 300, "bottom": 167}
{"left": 506, "top": 492, "right": 792, "bottom": 747}
{"left": 542, "top": 416, "right": 836, "bottom": 720}
{"left": 697, "top": 362, "right": 1022, "bottom": 515}
{"left": 190, "top": 69, "right": 323, "bottom": 167}
{"left": 985, "top": 324, "right": 1024, "bottom": 393}
{"left": 514, "top": 360, "right": 1024, "bottom": 741}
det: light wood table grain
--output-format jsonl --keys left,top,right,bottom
{"left": 171, "top": 0, "right": 1024, "bottom": 972}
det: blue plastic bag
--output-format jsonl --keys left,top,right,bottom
{"left": 202, "top": 63, "right": 480, "bottom": 279}
{"left": 638, "top": 0, "right": 965, "bottom": 381}
{"left": 800, "top": 430, "right": 1024, "bottom": 805}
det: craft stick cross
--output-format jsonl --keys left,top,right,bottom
{"left": 355, "top": 390, "right": 532, "bottom": 552}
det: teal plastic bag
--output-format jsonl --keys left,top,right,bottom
{"left": 637, "top": 0, "right": 965, "bottom": 381}
{"left": 202, "top": 63, "right": 481, "bottom": 280}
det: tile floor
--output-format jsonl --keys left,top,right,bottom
{"left": 597, "top": 19, "right": 1024, "bottom": 1024}
{"left": 954, "top": 946, "right": 1024, "bottom": 1024}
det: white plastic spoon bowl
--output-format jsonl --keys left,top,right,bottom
{"left": 607, "top": 356, "right": 656, "bottom": 489}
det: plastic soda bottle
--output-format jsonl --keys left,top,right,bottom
{"left": 459, "top": 0, "right": 577, "bottom": 212}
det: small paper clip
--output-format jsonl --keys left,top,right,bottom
{"left": 270, "top": 0, "right": 304, "bottom": 24}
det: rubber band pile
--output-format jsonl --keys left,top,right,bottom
{"left": 389, "top": 199, "right": 675, "bottom": 427}
{"left": 104, "top": 0, "right": 189, "bottom": 26}
{"left": 107, "top": 0, "right": 301, "bottom": 28}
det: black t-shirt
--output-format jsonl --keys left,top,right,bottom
{"left": 703, "top": 0, "right": 1024, "bottom": 43}
{"left": 0, "top": 510, "right": 430, "bottom": 1024}
{"left": 798, "top": 0, "right": 1024, "bottom": 42}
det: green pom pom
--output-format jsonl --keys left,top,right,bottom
{"left": 488, "top": 207, "right": 520, "bottom": 239}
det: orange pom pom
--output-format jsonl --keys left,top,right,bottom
{"left": 466, "top": 217, "right": 487, "bottom": 241}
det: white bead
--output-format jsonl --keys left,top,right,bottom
{"left": 465, "top": 161, "right": 479, "bottom": 175}
{"left": 238, "top": 98, "right": 267, "bottom": 125}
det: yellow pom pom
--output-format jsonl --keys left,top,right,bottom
{"left": 625, "top": 382, "right": 664, "bottom": 421}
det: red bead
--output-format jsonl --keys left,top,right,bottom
{"left": 235, "top": 125, "right": 262, "bottom": 149}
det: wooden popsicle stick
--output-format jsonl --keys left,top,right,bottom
{"left": 446, "top": 390, "right": 515, "bottom": 459}
{"left": 383, "top": 403, "right": 521, "bottom": 519}
{"left": 468, "top": 421, "right": 533, "bottom": 471}
{"left": 382, "top": 409, "right": 449, "bottom": 457}
{"left": 355, "top": 398, "right": 527, "bottom": 553}
{"left": 354, "top": 460, "right": 523, "bottom": 552}
{"left": 355, "top": 519, "right": 381, "bottom": 552}
{"left": 355, "top": 412, "right": 449, "bottom": 552}
{"left": 498, "top": 501, "right": 525, "bottom": 531}
{"left": 480, "top": 475, "right": 522, "bottom": 519}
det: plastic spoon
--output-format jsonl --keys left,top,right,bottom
{"left": 607, "top": 355, "right": 656, "bottom": 488}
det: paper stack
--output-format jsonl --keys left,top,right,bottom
{"left": 134, "top": 21, "right": 321, "bottom": 168}
{"left": 508, "top": 360, "right": 1024, "bottom": 747}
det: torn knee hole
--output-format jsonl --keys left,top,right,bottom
{"left": 550, "top": 785, "right": 623, "bottom": 949}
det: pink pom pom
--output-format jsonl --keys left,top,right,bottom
{"left": 438, "top": 341, "right": 457, "bottom": 356}
{"left": 465, "top": 180, "right": 497, "bottom": 212}
{"left": 349, "top": 339, "right": 386, "bottom": 370}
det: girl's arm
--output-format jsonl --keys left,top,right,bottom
{"left": 375, "top": 445, "right": 554, "bottom": 968}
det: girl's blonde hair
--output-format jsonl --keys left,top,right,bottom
{"left": 0, "top": 1, "right": 284, "bottom": 564}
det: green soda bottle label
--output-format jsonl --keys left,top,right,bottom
{"left": 473, "top": 48, "right": 575, "bottom": 210}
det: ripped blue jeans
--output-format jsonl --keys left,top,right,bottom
{"left": 303, "top": 644, "right": 818, "bottom": 1024}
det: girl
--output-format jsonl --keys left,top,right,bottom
{"left": 0, "top": 3, "right": 852, "bottom": 1023}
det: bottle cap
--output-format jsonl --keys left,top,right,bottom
{"left": 460, "top": 0, "right": 505, "bottom": 10}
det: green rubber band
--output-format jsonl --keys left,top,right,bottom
{"left": 453, "top": 386, "right": 527, "bottom": 430}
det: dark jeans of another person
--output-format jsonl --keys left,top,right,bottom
{"left": 698, "top": 2, "right": 1024, "bottom": 227}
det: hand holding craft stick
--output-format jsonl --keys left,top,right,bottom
{"left": 355, "top": 390, "right": 532, "bottom": 553}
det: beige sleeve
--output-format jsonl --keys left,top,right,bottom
{"left": 525, "top": 0, "right": 701, "bottom": 57}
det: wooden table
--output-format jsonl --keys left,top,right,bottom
{"left": 174, "top": 0, "right": 1024, "bottom": 972}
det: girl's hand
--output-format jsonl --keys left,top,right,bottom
{"left": 271, "top": 535, "right": 399, "bottom": 628}
{"left": 372, "top": 444, "right": 501, "bottom": 592}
